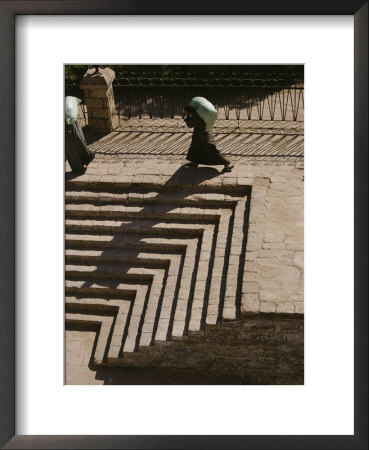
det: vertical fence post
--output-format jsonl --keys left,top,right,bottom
{"left": 80, "top": 67, "right": 119, "bottom": 133}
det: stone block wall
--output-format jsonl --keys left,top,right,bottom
{"left": 80, "top": 68, "right": 119, "bottom": 133}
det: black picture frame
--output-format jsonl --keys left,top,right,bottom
{"left": 0, "top": 1, "right": 367, "bottom": 449}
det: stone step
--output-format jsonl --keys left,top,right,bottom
{"left": 65, "top": 202, "right": 225, "bottom": 221}
{"left": 65, "top": 177, "right": 251, "bottom": 194}
{"left": 65, "top": 189, "right": 239, "bottom": 207}
{"left": 66, "top": 295, "right": 129, "bottom": 311}
{"left": 65, "top": 248, "right": 176, "bottom": 267}
{"left": 65, "top": 279, "right": 149, "bottom": 295}
{"left": 65, "top": 263, "right": 166, "bottom": 279}
{"left": 65, "top": 218, "right": 203, "bottom": 236}
{"left": 65, "top": 233, "right": 188, "bottom": 252}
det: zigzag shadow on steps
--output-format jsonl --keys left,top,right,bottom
{"left": 65, "top": 165, "right": 235, "bottom": 358}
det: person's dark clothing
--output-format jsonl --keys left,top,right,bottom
{"left": 65, "top": 120, "right": 95, "bottom": 173}
{"left": 185, "top": 113, "right": 228, "bottom": 166}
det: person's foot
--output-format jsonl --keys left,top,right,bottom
{"left": 222, "top": 163, "right": 234, "bottom": 173}
{"left": 86, "top": 152, "right": 95, "bottom": 166}
{"left": 185, "top": 162, "right": 198, "bottom": 167}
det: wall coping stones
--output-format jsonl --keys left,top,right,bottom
{"left": 80, "top": 67, "right": 116, "bottom": 89}
{"left": 80, "top": 67, "right": 118, "bottom": 133}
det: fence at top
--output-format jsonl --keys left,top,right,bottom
{"left": 65, "top": 67, "right": 304, "bottom": 128}
{"left": 113, "top": 69, "right": 304, "bottom": 126}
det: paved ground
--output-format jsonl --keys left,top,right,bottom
{"left": 77, "top": 115, "right": 303, "bottom": 168}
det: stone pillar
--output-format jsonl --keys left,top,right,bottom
{"left": 80, "top": 67, "right": 119, "bottom": 133}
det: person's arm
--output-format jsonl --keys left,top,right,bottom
{"left": 184, "top": 115, "right": 195, "bottom": 128}
{"left": 185, "top": 113, "right": 206, "bottom": 128}
{"left": 192, "top": 113, "right": 206, "bottom": 129}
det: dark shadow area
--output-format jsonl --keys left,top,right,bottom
{"left": 163, "top": 164, "right": 221, "bottom": 184}
{"left": 81, "top": 126, "right": 108, "bottom": 145}
{"left": 235, "top": 191, "right": 252, "bottom": 320}
{"left": 95, "top": 367, "right": 243, "bottom": 385}
{"left": 65, "top": 171, "right": 85, "bottom": 181}
{"left": 91, "top": 313, "right": 304, "bottom": 385}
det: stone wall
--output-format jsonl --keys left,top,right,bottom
{"left": 80, "top": 67, "right": 119, "bottom": 133}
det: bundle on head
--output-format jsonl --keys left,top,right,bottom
{"left": 189, "top": 97, "right": 218, "bottom": 129}
{"left": 184, "top": 104, "right": 196, "bottom": 115}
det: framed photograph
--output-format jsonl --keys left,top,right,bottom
{"left": 64, "top": 62, "right": 305, "bottom": 387}
{"left": 1, "top": 1, "right": 367, "bottom": 449}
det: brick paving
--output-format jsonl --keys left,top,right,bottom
{"left": 80, "top": 118, "right": 303, "bottom": 168}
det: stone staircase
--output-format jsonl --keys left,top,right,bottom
{"left": 65, "top": 175, "right": 251, "bottom": 366}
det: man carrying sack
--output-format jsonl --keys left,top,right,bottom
{"left": 184, "top": 97, "right": 234, "bottom": 172}
{"left": 65, "top": 96, "right": 95, "bottom": 174}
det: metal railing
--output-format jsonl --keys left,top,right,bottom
{"left": 65, "top": 69, "right": 304, "bottom": 129}
{"left": 113, "top": 71, "right": 304, "bottom": 126}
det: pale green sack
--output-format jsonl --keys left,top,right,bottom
{"left": 65, "top": 96, "right": 81, "bottom": 125}
{"left": 189, "top": 96, "right": 218, "bottom": 129}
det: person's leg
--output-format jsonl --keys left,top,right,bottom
{"left": 82, "top": 150, "right": 95, "bottom": 166}
{"left": 65, "top": 127, "right": 87, "bottom": 173}
{"left": 222, "top": 160, "right": 234, "bottom": 172}
{"left": 74, "top": 121, "right": 95, "bottom": 166}
{"left": 66, "top": 153, "right": 86, "bottom": 173}
{"left": 203, "top": 144, "right": 231, "bottom": 169}
{"left": 185, "top": 146, "right": 199, "bottom": 167}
